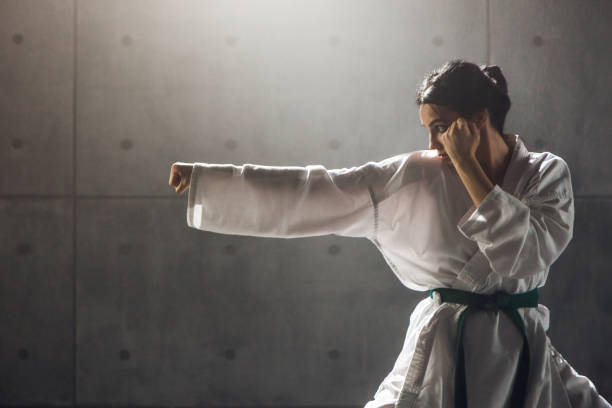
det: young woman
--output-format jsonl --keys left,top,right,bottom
{"left": 169, "top": 59, "right": 611, "bottom": 408}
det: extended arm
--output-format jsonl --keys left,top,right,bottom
{"left": 186, "top": 153, "right": 419, "bottom": 239}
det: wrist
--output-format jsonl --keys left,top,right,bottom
{"left": 453, "top": 154, "right": 478, "bottom": 168}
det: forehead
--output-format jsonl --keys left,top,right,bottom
{"left": 419, "top": 104, "right": 456, "bottom": 123}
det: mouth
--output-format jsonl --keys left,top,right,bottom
{"left": 438, "top": 153, "right": 453, "bottom": 165}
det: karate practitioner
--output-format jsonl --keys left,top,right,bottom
{"left": 169, "top": 59, "right": 611, "bottom": 408}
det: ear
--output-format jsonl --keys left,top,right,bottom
{"left": 470, "top": 108, "right": 488, "bottom": 129}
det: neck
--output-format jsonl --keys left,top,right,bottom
{"left": 476, "top": 128, "right": 512, "bottom": 186}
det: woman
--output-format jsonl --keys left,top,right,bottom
{"left": 169, "top": 59, "right": 611, "bottom": 408}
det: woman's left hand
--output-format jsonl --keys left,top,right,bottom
{"left": 440, "top": 117, "right": 480, "bottom": 164}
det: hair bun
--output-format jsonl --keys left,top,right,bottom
{"left": 482, "top": 64, "right": 508, "bottom": 95}
{"left": 483, "top": 65, "right": 500, "bottom": 79}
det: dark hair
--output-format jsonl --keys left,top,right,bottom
{"left": 415, "top": 59, "right": 511, "bottom": 136}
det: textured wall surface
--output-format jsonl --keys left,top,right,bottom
{"left": 0, "top": 0, "right": 610, "bottom": 406}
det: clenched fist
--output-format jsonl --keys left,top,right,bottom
{"left": 169, "top": 162, "right": 194, "bottom": 195}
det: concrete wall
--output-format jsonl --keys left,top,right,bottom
{"left": 1, "top": 0, "right": 610, "bottom": 405}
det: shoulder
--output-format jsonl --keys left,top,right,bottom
{"left": 352, "top": 150, "right": 440, "bottom": 199}
{"left": 523, "top": 151, "right": 572, "bottom": 201}
{"left": 372, "top": 149, "right": 441, "bottom": 175}
{"left": 527, "top": 150, "right": 569, "bottom": 172}
{"left": 338, "top": 149, "right": 436, "bottom": 180}
{"left": 527, "top": 151, "right": 571, "bottom": 184}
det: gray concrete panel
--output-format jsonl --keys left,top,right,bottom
{"left": 76, "top": 197, "right": 423, "bottom": 405}
{"left": 0, "top": 198, "right": 73, "bottom": 404}
{"left": 0, "top": 0, "right": 73, "bottom": 195}
{"left": 6, "top": 0, "right": 611, "bottom": 406}
{"left": 490, "top": 0, "right": 612, "bottom": 195}
{"left": 539, "top": 198, "right": 612, "bottom": 401}
{"left": 76, "top": 0, "right": 487, "bottom": 195}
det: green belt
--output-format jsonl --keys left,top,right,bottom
{"left": 429, "top": 287, "right": 539, "bottom": 408}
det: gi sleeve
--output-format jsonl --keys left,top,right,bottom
{"left": 456, "top": 155, "right": 574, "bottom": 279}
{"left": 186, "top": 154, "right": 412, "bottom": 239}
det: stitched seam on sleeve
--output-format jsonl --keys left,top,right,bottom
{"left": 367, "top": 185, "right": 378, "bottom": 241}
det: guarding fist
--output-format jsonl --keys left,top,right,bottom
{"left": 169, "top": 162, "right": 194, "bottom": 195}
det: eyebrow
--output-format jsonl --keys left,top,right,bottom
{"left": 421, "top": 119, "right": 447, "bottom": 127}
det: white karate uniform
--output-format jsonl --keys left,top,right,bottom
{"left": 186, "top": 133, "right": 611, "bottom": 408}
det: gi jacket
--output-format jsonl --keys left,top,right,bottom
{"left": 186, "top": 133, "right": 611, "bottom": 408}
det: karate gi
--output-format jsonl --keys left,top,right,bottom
{"left": 186, "top": 133, "right": 611, "bottom": 408}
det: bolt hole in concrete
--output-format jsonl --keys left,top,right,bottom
{"left": 533, "top": 35, "right": 544, "bottom": 46}
{"left": 18, "top": 349, "right": 29, "bottom": 360}
{"left": 16, "top": 242, "right": 32, "bottom": 255}
{"left": 121, "top": 139, "right": 133, "bottom": 150}
{"left": 119, "top": 349, "right": 131, "bottom": 360}
{"left": 328, "top": 244, "right": 341, "bottom": 255}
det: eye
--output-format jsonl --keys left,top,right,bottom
{"left": 435, "top": 125, "right": 448, "bottom": 133}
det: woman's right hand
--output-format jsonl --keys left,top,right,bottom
{"left": 169, "top": 162, "right": 194, "bottom": 195}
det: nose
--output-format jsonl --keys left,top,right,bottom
{"left": 428, "top": 132, "right": 443, "bottom": 152}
